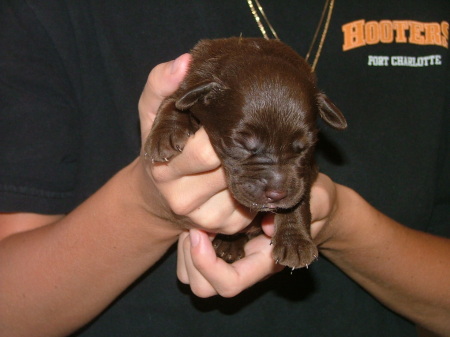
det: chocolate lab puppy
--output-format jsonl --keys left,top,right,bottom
{"left": 144, "top": 37, "right": 347, "bottom": 269}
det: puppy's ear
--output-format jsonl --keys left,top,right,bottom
{"left": 317, "top": 93, "right": 347, "bottom": 130}
{"left": 175, "top": 81, "right": 226, "bottom": 110}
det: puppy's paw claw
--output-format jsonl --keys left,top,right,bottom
{"left": 145, "top": 129, "right": 192, "bottom": 163}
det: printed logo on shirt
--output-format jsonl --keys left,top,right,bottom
{"left": 341, "top": 19, "right": 449, "bottom": 67}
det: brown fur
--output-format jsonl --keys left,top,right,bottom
{"left": 145, "top": 37, "right": 347, "bottom": 268}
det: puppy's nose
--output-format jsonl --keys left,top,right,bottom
{"left": 265, "top": 189, "right": 287, "bottom": 203}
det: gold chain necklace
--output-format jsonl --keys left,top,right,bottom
{"left": 246, "top": 0, "right": 335, "bottom": 71}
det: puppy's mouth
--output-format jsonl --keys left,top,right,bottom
{"left": 250, "top": 202, "right": 282, "bottom": 212}
{"left": 247, "top": 200, "right": 295, "bottom": 212}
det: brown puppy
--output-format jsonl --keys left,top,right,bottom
{"left": 145, "top": 37, "right": 347, "bottom": 269}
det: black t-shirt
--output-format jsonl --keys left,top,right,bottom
{"left": 0, "top": 0, "right": 449, "bottom": 336}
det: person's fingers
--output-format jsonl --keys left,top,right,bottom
{"left": 165, "top": 182, "right": 254, "bottom": 233}
{"left": 154, "top": 166, "right": 227, "bottom": 215}
{"left": 151, "top": 128, "right": 222, "bottom": 182}
{"left": 176, "top": 231, "right": 190, "bottom": 284}
{"left": 188, "top": 195, "right": 255, "bottom": 234}
{"left": 181, "top": 229, "right": 281, "bottom": 298}
{"left": 261, "top": 213, "right": 276, "bottom": 237}
{"left": 179, "top": 229, "right": 220, "bottom": 298}
{"left": 139, "top": 53, "right": 192, "bottom": 141}
{"left": 150, "top": 130, "right": 255, "bottom": 232}
{"left": 150, "top": 130, "right": 227, "bottom": 217}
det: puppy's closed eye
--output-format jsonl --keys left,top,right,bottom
{"left": 290, "top": 131, "right": 314, "bottom": 154}
{"left": 235, "top": 132, "right": 262, "bottom": 155}
{"left": 243, "top": 138, "right": 262, "bottom": 155}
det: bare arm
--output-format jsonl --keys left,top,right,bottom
{"left": 317, "top": 183, "right": 450, "bottom": 336}
{"left": 0, "top": 55, "right": 253, "bottom": 337}
{"left": 0, "top": 159, "right": 180, "bottom": 337}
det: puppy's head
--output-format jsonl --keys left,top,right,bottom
{"left": 174, "top": 39, "right": 347, "bottom": 211}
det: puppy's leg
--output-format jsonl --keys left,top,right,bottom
{"left": 144, "top": 98, "right": 200, "bottom": 162}
{"left": 271, "top": 203, "right": 318, "bottom": 269}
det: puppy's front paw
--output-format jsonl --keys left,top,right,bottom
{"left": 145, "top": 127, "right": 192, "bottom": 163}
{"left": 272, "top": 233, "right": 318, "bottom": 269}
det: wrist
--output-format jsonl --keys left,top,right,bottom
{"left": 117, "top": 158, "right": 183, "bottom": 250}
{"left": 316, "top": 184, "right": 366, "bottom": 253}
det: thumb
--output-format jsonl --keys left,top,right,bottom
{"left": 139, "top": 53, "right": 192, "bottom": 142}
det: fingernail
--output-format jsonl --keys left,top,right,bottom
{"left": 189, "top": 229, "right": 200, "bottom": 247}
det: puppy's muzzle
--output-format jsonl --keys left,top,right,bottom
{"left": 239, "top": 170, "right": 290, "bottom": 208}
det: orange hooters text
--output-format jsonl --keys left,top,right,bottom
{"left": 342, "top": 20, "right": 449, "bottom": 51}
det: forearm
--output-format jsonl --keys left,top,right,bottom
{"left": 320, "top": 185, "right": 450, "bottom": 336}
{"left": 0, "top": 159, "right": 181, "bottom": 337}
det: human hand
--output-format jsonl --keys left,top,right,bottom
{"left": 176, "top": 173, "right": 338, "bottom": 297}
{"left": 137, "top": 54, "right": 255, "bottom": 233}
{"left": 177, "top": 224, "right": 284, "bottom": 298}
